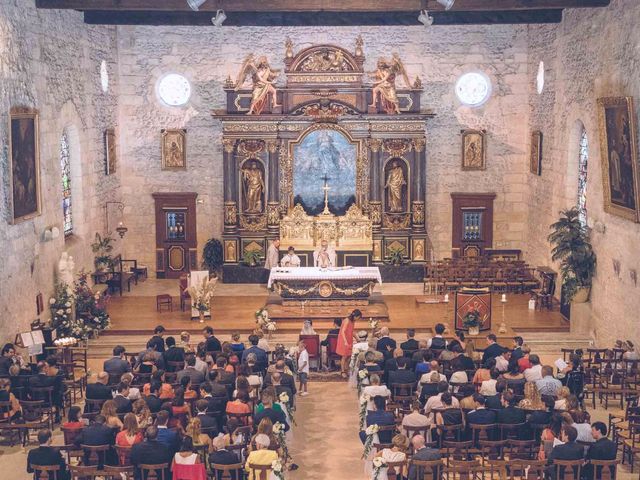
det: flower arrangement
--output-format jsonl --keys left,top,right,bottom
{"left": 273, "top": 422, "right": 291, "bottom": 461}
{"left": 462, "top": 306, "right": 484, "bottom": 328}
{"left": 372, "top": 457, "right": 388, "bottom": 480}
{"left": 279, "top": 392, "right": 296, "bottom": 426}
{"left": 187, "top": 276, "right": 217, "bottom": 321}
{"left": 50, "top": 273, "right": 111, "bottom": 339}
{"left": 369, "top": 318, "right": 380, "bottom": 331}
{"left": 362, "top": 424, "right": 379, "bottom": 459}
{"left": 255, "top": 308, "right": 277, "bottom": 334}
{"left": 359, "top": 393, "right": 370, "bottom": 430}
{"left": 271, "top": 459, "right": 285, "bottom": 480}
{"left": 357, "top": 368, "right": 369, "bottom": 396}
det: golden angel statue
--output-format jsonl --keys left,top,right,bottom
{"left": 385, "top": 160, "right": 406, "bottom": 212}
{"left": 241, "top": 162, "right": 265, "bottom": 213}
{"left": 235, "top": 54, "right": 281, "bottom": 115}
{"left": 368, "top": 53, "right": 411, "bottom": 114}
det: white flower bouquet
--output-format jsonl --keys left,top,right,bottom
{"left": 362, "top": 424, "right": 379, "bottom": 459}
{"left": 359, "top": 393, "right": 370, "bottom": 430}
{"left": 255, "top": 307, "right": 277, "bottom": 333}
{"left": 273, "top": 422, "right": 291, "bottom": 461}
{"left": 187, "top": 275, "right": 217, "bottom": 313}
{"left": 271, "top": 459, "right": 285, "bottom": 480}
{"left": 279, "top": 392, "right": 296, "bottom": 426}
{"left": 372, "top": 457, "right": 388, "bottom": 480}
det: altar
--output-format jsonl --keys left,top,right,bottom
{"left": 268, "top": 266, "right": 381, "bottom": 305}
{"left": 214, "top": 38, "right": 433, "bottom": 271}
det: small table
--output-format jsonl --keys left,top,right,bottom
{"left": 156, "top": 294, "right": 173, "bottom": 312}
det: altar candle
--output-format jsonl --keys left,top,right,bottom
{"left": 444, "top": 294, "right": 449, "bottom": 303}
{"left": 501, "top": 293, "right": 507, "bottom": 303}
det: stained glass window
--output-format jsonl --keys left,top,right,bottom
{"left": 463, "top": 211, "right": 483, "bottom": 241}
{"left": 60, "top": 132, "right": 73, "bottom": 236}
{"left": 577, "top": 127, "right": 588, "bottom": 227}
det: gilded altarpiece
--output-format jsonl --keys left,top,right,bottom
{"left": 215, "top": 39, "right": 433, "bottom": 266}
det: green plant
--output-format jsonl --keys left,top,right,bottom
{"left": 91, "top": 232, "right": 115, "bottom": 270}
{"left": 202, "top": 238, "right": 224, "bottom": 274}
{"left": 243, "top": 250, "right": 263, "bottom": 267}
{"left": 386, "top": 247, "right": 406, "bottom": 266}
{"left": 462, "top": 309, "right": 483, "bottom": 328}
{"left": 548, "top": 207, "right": 597, "bottom": 304}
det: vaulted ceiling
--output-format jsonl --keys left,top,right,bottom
{"left": 35, "top": 0, "right": 611, "bottom": 26}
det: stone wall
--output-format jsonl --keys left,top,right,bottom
{"left": 0, "top": 0, "right": 120, "bottom": 341}
{"left": 526, "top": 0, "right": 640, "bottom": 346}
{"left": 116, "top": 24, "right": 532, "bottom": 267}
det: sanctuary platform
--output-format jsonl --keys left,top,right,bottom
{"left": 101, "top": 279, "right": 568, "bottom": 338}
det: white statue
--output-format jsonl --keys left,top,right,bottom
{"left": 58, "top": 252, "right": 76, "bottom": 289}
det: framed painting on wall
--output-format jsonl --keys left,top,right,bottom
{"left": 597, "top": 96, "right": 640, "bottom": 221}
{"left": 161, "top": 128, "right": 187, "bottom": 170}
{"left": 105, "top": 128, "right": 116, "bottom": 175}
{"left": 530, "top": 130, "right": 542, "bottom": 175}
{"left": 9, "top": 107, "right": 41, "bottom": 223}
{"left": 461, "top": 129, "right": 486, "bottom": 171}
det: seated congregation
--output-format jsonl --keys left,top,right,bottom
{"left": 352, "top": 327, "right": 638, "bottom": 479}
{"left": 13, "top": 326, "right": 308, "bottom": 479}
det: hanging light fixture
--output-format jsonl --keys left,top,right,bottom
{"left": 116, "top": 222, "right": 128, "bottom": 239}
{"left": 211, "top": 9, "right": 227, "bottom": 26}
{"left": 437, "top": 0, "right": 455, "bottom": 10}
{"left": 187, "top": 0, "right": 207, "bottom": 11}
{"left": 418, "top": 10, "right": 434, "bottom": 26}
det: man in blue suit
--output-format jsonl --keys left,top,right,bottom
{"left": 359, "top": 396, "right": 396, "bottom": 444}
{"left": 155, "top": 410, "right": 180, "bottom": 457}
{"left": 241, "top": 335, "right": 268, "bottom": 373}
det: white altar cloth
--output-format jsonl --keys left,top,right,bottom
{"left": 267, "top": 266, "right": 382, "bottom": 289}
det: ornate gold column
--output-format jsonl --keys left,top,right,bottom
{"left": 266, "top": 140, "right": 281, "bottom": 236}
{"left": 223, "top": 138, "right": 237, "bottom": 233}
{"left": 412, "top": 137, "right": 426, "bottom": 233}
{"left": 367, "top": 138, "right": 383, "bottom": 234}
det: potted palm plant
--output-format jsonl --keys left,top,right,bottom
{"left": 548, "top": 207, "right": 597, "bottom": 304}
{"left": 91, "top": 233, "right": 115, "bottom": 271}
{"left": 202, "top": 238, "right": 224, "bottom": 276}
{"left": 242, "top": 250, "right": 263, "bottom": 267}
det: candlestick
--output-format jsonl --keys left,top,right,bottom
{"left": 501, "top": 293, "right": 507, "bottom": 303}
{"left": 444, "top": 293, "right": 449, "bottom": 303}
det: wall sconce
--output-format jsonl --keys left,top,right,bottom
{"left": 42, "top": 226, "right": 60, "bottom": 242}
{"left": 105, "top": 201, "right": 127, "bottom": 239}
{"left": 631, "top": 269, "right": 637, "bottom": 287}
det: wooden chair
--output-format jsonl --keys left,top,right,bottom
{"left": 80, "top": 444, "right": 111, "bottom": 468}
{"left": 588, "top": 459, "right": 619, "bottom": 479}
{"left": 30, "top": 464, "right": 61, "bottom": 480}
{"left": 435, "top": 423, "right": 464, "bottom": 447}
{"left": 210, "top": 462, "right": 245, "bottom": 480}
{"left": 115, "top": 445, "right": 133, "bottom": 466}
{"left": 19, "top": 400, "right": 49, "bottom": 446}
{"left": 445, "top": 459, "right": 482, "bottom": 476}
{"left": 247, "top": 463, "right": 271, "bottom": 480}
{"left": 505, "top": 438, "right": 537, "bottom": 460}
{"left": 499, "top": 422, "right": 526, "bottom": 440}
{"left": 102, "top": 465, "right": 135, "bottom": 480}
{"left": 156, "top": 294, "right": 172, "bottom": 312}
{"left": 469, "top": 423, "right": 498, "bottom": 446}
{"left": 391, "top": 383, "right": 415, "bottom": 407}
{"left": 409, "top": 459, "right": 444, "bottom": 480}
{"left": 550, "top": 459, "right": 582, "bottom": 479}
{"left": 507, "top": 459, "right": 546, "bottom": 479}
{"left": 325, "top": 334, "right": 341, "bottom": 370}
{"left": 385, "top": 460, "right": 407, "bottom": 480}
{"left": 68, "top": 465, "right": 99, "bottom": 480}
{"left": 29, "top": 386, "right": 57, "bottom": 428}
{"left": 138, "top": 463, "right": 169, "bottom": 480}
{"left": 84, "top": 398, "right": 107, "bottom": 414}
{"left": 166, "top": 361, "right": 184, "bottom": 373}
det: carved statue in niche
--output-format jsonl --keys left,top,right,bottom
{"left": 385, "top": 160, "right": 407, "bottom": 213}
{"left": 369, "top": 54, "right": 411, "bottom": 114}
{"left": 235, "top": 54, "right": 281, "bottom": 115}
{"left": 241, "top": 161, "right": 265, "bottom": 213}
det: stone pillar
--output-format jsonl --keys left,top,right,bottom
{"left": 367, "top": 138, "right": 382, "bottom": 233}
{"left": 222, "top": 138, "right": 237, "bottom": 233}
{"left": 267, "top": 140, "right": 280, "bottom": 236}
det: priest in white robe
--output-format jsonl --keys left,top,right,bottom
{"left": 264, "top": 238, "right": 280, "bottom": 269}
{"left": 280, "top": 246, "right": 301, "bottom": 267}
{"left": 313, "top": 239, "right": 337, "bottom": 268}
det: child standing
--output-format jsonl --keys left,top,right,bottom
{"left": 297, "top": 341, "right": 309, "bottom": 396}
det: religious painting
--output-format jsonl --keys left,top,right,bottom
{"left": 597, "top": 97, "right": 640, "bottom": 221}
{"left": 461, "top": 129, "right": 486, "bottom": 171}
{"left": 9, "top": 107, "right": 41, "bottom": 223}
{"left": 161, "top": 128, "right": 186, "bottom": 170}
{"left": 530, "top": 130, "right": 542, "bottom": 176}
{"left": 412, "top": 238, "right": 426, "bottom": 261}
{"left": 383, "top": 158, "right": 409, "bottom": 213}
{"left": 240, "top": 160, "right": 266, "bottom": 214}
{"left": 104, "top": 128, "right": 116, "bottom": 175}
{"left": 292, "top": 128, "right": 357, "bottom": 215}
{"left": 224, "top": 240, "right": 237, "bottom": 263}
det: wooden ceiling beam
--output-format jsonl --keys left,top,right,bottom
{"left": 82, "top": 9, "right": 565, "bottom": 26}
{"left": 35, "top": 0, "right": 610, "bottom": 13}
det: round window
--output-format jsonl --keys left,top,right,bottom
{"left": 157, "top": 73, "right": 192, "bottom": 107}
{"left": 455, "top": 71, "right": 492, "bottom": 107}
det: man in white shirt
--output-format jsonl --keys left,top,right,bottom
{"left": 427, "top": 323, "right": 448, "bottom": 349}
{"left": 280, "top": 246, "right": 301, "bottom": 267}
{"left": 297, "top": 341, "right": 309, "bottom": 396}
{"left": 524, "top": 354, "right": 543, "bottom": 382}
{"left": 264, "top": 238, "right": 280, "bottom": 270}
{"left": 424, "top": 381, "right": 460, "bottom": 416}
{"left": 419, "top": 360, "right": 447, "bottom": 385}
{"left": 313, "top": 239, "right": 336, "bottom": 268}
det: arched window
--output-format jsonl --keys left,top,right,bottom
{"left": 60, "top": 132, "right": 73, "bottom": 236}
{"left": 577, "top": 126, "right": 588, "bottom": 227}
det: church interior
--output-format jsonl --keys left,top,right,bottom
{"left": 2, "top": 0, "right": 640, "bottom": 478}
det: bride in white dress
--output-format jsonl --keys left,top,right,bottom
{"left": 371, "top": 434, "right": 409, "bottom": 480}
